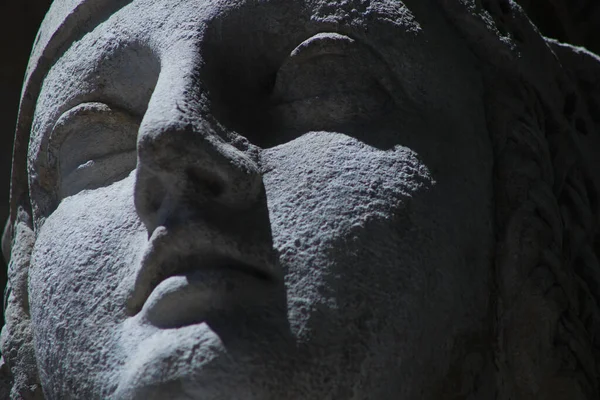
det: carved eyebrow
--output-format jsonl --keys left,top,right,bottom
{"left": 308, "top": 0, "right": 421, "bottom": 34}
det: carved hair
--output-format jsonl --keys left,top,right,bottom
{"left": 438, "top": 0, "right": 600, "bottom": 397}
{"left": 2, "top": 0, "right": 600, "bottom": 398}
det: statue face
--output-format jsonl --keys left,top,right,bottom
{"left": 26, "top": 0, "right": 495, "bottom": 398}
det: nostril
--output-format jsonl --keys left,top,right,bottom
{"left": 146, "top": 176, "right": 166, "bottom": 214}
{"left": 135, "top": 167, "right": 169, "bottom": 230}
{"left": 185, "top": 167, "right": 225, "bottom": 198}
{"left": 261, "top": 71, "right": 278, "bottom": 95}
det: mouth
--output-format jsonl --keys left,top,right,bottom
{"left": 142, "top": 263, "right": 274, "bottom": 328}
{"left": 126, "top": 226, "right": 280, "bottom": 328}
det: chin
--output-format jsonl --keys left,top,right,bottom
{"left": 114, "top": 362, "right": 295, "bottom": 400}
{"left": 114, "top": 319, "right": 297, "bottom": 400}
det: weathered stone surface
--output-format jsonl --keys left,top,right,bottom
{"left": 0, "top": 1, "right": 599, "bottom": 399}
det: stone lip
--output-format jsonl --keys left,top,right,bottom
{"left": 141, "top": 266, "right": 275, "bottom": 329}
{"left": 126, "top": 225, "right": 279, "bottom": 320}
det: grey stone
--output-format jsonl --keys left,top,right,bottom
{"left": 1, "top": 0, "right": 599, "bottom": 399}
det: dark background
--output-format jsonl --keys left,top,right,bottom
{"left": 0, "top": 1, "right": 599, "bottom": 325}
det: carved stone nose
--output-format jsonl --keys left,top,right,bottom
{"left": 131, "top": 50, "right": 264, "bottom": 234}
{"left": 134, "top": 116, "right": 262, "bottom": 233}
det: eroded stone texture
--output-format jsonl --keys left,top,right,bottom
{"left": 0, "top": 1, "right": 599, "bottom": 399}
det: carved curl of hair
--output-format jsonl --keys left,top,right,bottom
{"left": 438, "top": 0, "right": 600, "bottom": 398}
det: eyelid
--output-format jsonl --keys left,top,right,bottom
{"left": 260, "top": 32, "right": 407, "bottom": 142}
{"left": 272, "top": 32, "right": 400, "bottom": 104}
{"left": 46, "top": 102, "right": 140, "bottom": 198}
{"left": 48, "top": 102, "right": 140, "bottom": 153}
{"left": 287, "top": 32, "right": 357, "bottom": 62}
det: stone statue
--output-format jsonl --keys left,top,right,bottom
{"left": 1, "top": 0, "right": 599, "bottom": 398}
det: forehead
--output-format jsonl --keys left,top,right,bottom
{"left": 29, "top": 0, "right": 479, "bottom": 157}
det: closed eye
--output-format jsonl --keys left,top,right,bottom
{"left": 47, "top": 102, "right": 139, "bottom": 200}
{"left": 60, "top": 150, "right": 136, "bottom": 199}
{"left": 267, "top": 32, "right": 394, "bottom": 143}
